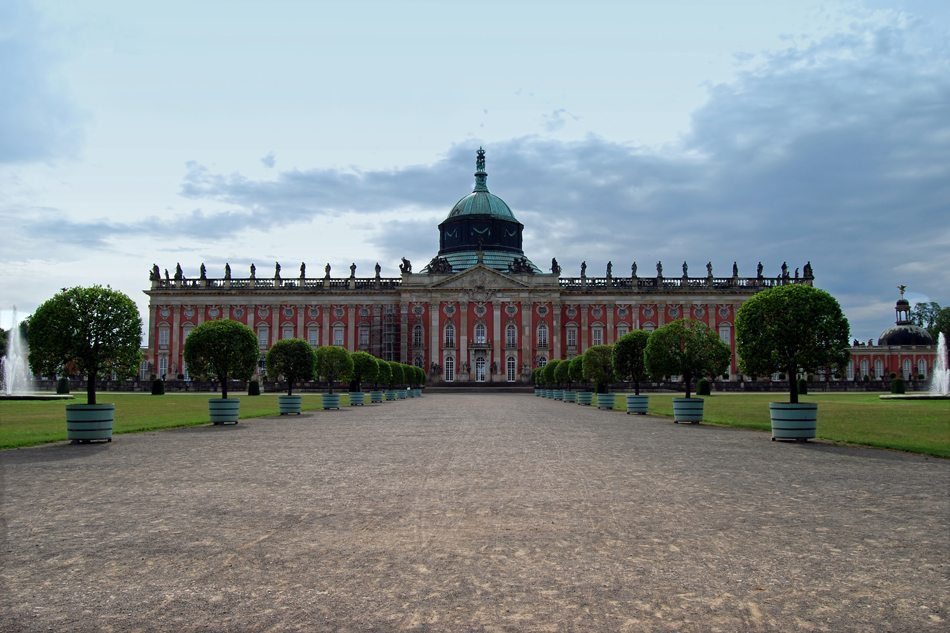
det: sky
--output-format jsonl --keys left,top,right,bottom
{"left": 1, "top": 0, "right": 948, "bottom": 342}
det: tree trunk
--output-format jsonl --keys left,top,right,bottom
{"left": 684, "top": 373, "right": 692, "bottom": 399}
{"left": 287, "top": 381, "right": 293, "bottom": 396}
{"left": 221, "top": 374, "right": 229, "bottom": 399}
{"left": 87, "top": 369, "right": 97, "bottom": 405}
{"left": 789, "top": 367, "right": 798, "bottom": 404}
{"left": 634, "top": 379, "right": 640, "bottom": 396}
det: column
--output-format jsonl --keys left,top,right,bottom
{"left": 347, "top": 304, "right": 356, "bottom": 351}
{"left": 197, "top": 306, "right": 204, "bottom": 326}
{"left": 521, "top": 301, "right": 532, "bottom": 369}
{"left": 493, "top": 301, "right": 502, "bottom": 379}
{"left": 297, "top": 304, "right": 305, "bottom": 339}
{"left": 429, "top": 300, "right": 440, "bottom": 368}
{"left": 399, "top": 301, "right": 409, "bottom": 363}
{"left": 658, "top": 305, "right": 666, "bottom": 327}
{"left": 459, "top": 301, "right": 469, "bottom": 375}
{"left": 171, "top": 305, "right": 181, "bottom": 375}
{"left": 271, "top": 304, "right": 279, "bottom": 347}
{"left": 606, "top": 304, "right": 615, "bottom": 344}
{"left": 551, "top": 301, "right": 561, "bottom": 360}
{"left": 322, "top": 304, "right": 330, "bottom": 347}
{"left": 580, "top": 304, "right": 588, "bottom": 352}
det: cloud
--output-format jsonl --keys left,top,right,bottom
{"left": 0, "top": 0, "right": 85, "bottom": 163}
{"left": 260, "top": 152, "right": 276, "bottom": 168}
{"left": 540, "top": 108, "right": 579, "bottom": 132}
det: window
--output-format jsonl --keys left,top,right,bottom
{"left": 383, "top": 322, "right": 395, "bottom": 361}
{"left": 444, "top": 356, "right": 455, "bottom": 382}
{"left": 567, "top": 328, "right": 577, "bottom": 348}
{"left": 617, "top": 325, "right": 629, "bottom": 337}
{"left": 359, "top": 326, "right": 370, "bottom": 348}
{"left": 719, "top": 326, "right": 730, "bottom": 345}
{"left": 475, "top": 323, "right": 487, "bottom": 344}
{"left": 537, "top": 323, "right": 548, "bottom": 348}
{"left": 918, "top": 358, "right": 927, "bottom": 378}
{"left": 283, "top": 326, "right": 294, "bottom": 340}
{"left": 413, "top": 323, "right": 424, "bottom": 347}
{"left": 643, "top": 323, "right": 655, "bottom": 333}
{"left": 860, "top": 359, "right": 869, "bottom": 378}
{"left": 139, "top": 360, "right": 149, "bottom": 380}
{"left": 507, "top": 357, "right": 516, "bottom": 382}
{"left": 182, "top": 363, "right": 189, "bottom": 380}
{"left": 903, "top": 358, "right": 912, "bottom": 379}
{"left": 537, "top": 356, "right": 547, "bottom": 367}
{"left": 874, "top": 359, "right": 883, "bottom": 379}
{"left": 414, "top": 355, "right": 425, "bottom": 368}
{"left": 847, "top": 360, "right": 854, "bottom": 381}
{"left": 592, "top": 328, "right": 603, "bottom": 346}
{"left": 258, "top": 328, "right": 269, "bottom": 347}
{"left": 308, "top": 328, "right": 319, "bottom": 347}
{"left": 506, "top": 324, "right": 517, "bottom": 348}
{"left": 159, "top": 329, "right": 169, "bottom": 346}
{"left": 333, "top": 326, "right": 344, "bottom": 346}
{"left": 158, "top": 356, "right": 168, "bottom": 378}
{"left": 183, "top": 327, "right": 193, "bottom": 341}
{"left": 444, "top": 324, "right": 455, "bottom": 347}
{"left": 475, "top": 356, "right": 486, "bottom": 382}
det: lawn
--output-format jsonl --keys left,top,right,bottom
{"left": 0, "top": 392, "right": 350, "bottom": 449}
{"left": 602, "top": 392, "right": 950, "bottom": 458}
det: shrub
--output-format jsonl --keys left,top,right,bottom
{"left": 314, "top": 346, "right": 353, "bottom": 394}
{"left": 582, "top": 345, "right": 615, "bottom": 394}
{"left": 645, "top": 320, "right": 730, "bottom": 399}
{"left": 554, "top": 357, "right": 571, "bottom": 387}
{"left": 248, "top": 380, "right": 261, "bottom": 396}
{"left": 183, "top": 319, "right": 259, "bottom": 400}
{"left": 569, "top": 355, "right": 586, "bottom": 388}
{"left": 696, "top": 378, "right": 711, "bottom": 396}
{"left": 376, "top": 360, "right": 392, "bottom": 388}
{"left": 889, "top": 372, "right": 897, "bottom": 380}
{"left": 778, "top": 373, "right": 786, "bottom": 380}
{"left": 917, "top": 373, "right": 925, "bottom": 380}
{"left": 28, "top": 285, "right": 143, "bottom": 405}
{"left": 612, "top": 331, "right": 650, "bottom": 395}
{"left": 863, "top": 375, "right": 870, "bottom": 382}
{"left": 735, "top": 284, "right": 850, "bottom": 404}
{"left": 266, "top": 338, "right": 317, "bottom": 396}
{"left": 149, "top": 373, "right": 157, "bottom": 381}
{"left": 349, "top": 351, "right": 379, "bottom": 392}
{"left": 56, "top": 377, "right": 70, "bottom": 394}
{"left": 797, "top": 378, "right": 808, "bottom": 395}
{"left": 151, "top": 378, "right": 165, "bottom": 395}
{"left": 543, "top": 359, "right": 561, "bottom": 386}
{"left": 891, "top": 377, "right": 906, "bottom": 394}
{"left": 176, "top": 373, "right": 185, "bottom": 380}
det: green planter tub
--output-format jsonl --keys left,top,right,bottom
{"left": 349, "top": 392, "right": 365, "bottom": 406}
{"left": 625, "top": 395, "right": 649, "bottom": 415}
{"left": 321, "top": 393, "right": 341, "bottom": 410}
{"left": 385, "top": 390, "right": 397, "bottom": 401}
{"left": 370, "top": 391, "right": 384, "bottom": 403}
{"left": 563, "top": 390, "right": 576, "bottom": 403}
{"left": 397, "top": 390, "right": 408, "bottom": 400}
{"left": 278, "top": 395, "right": 302, "bottom": 415}
{"left": 672, "top": 397, "right": 704, "bottom": 424}
{"left": 576, "top": 392, "right": 594, "bottom": 405}
{"left": 769, "top": 402, "right": 818, "bottom": 441}
{"left": 553, "top": 389, "right": 564, "bottom": 401}
{"left": 209, "top": 398, "right": 240, "bottom": 424}
{"left": 596, "top": 393, "right": 616, "bottom": 410}
{"left": 535, "top": 388, "right": 542, "bottom": 397}
{"left": 66, "top": 403, "right": 114, "bottom": 443}
{"left": 546, "top": 389, "right": 554, "bottom": 399}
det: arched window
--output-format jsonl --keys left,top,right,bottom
{"left": 566, "top": 327, "right": 577, "bottom": 348}
{"left": 903, "top": 358, "right": 912, "bottom": 379}
{"left": 537, "top": 323, "right": 549, "bottom": 348}
{"left": 860, "top": 359, "right": 869, "bottom": 378}
{"left": 643, "top": 322, "right": 656, "bottom": 333}
{"left": 333, "top": 326, "right": 344, "bottom": 346}
{"left": 444, "top": 323, "right": 455, "bottom": 347}
{"left": 413, "top": 323, "right": 424, "bottom": 347}
{"left": 475, "top": 356, "right": 486, "bottom": 382}
{"left": 158, "top": 356, "right": 168, "bottom": 378}
{"left": 918, "top": 358, "right": 927, "bottom": 378}
{"left": 308, "top": 327, "right": 320, "bottom": 347}
{"left": 359, "top": 325, "right": 369, "bottom": 348}
{"left": 159, "top": 328, "right": 169, "bottom": 347}
{"left": 506, "top": 324, "right": 517, "bottom": 348}
{"left": 847, "top": 360, "right": 854, "bottom": 381}
{"left": 592, "top": 326, "right": 603, "bottom": 346}
{"left": 537, "top": 356, "right": 547, "bottom": 367}
{"left": 617, "top": 324, "right": 629, "bottom": 337}
{"left": 475, "top": 323, "right": 487, "bottom": 344}
{"left": 444, "top": 356, "right": 455, "bottom": 382}
{"left": 507, "top": 356, "right": 516, "bottom": 382}
{"left": 874, "top": 359, "right": 883, "bottom": 379}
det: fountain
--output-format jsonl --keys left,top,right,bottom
{"left": 930, "top": 332, "right": 949, "bottom": 397}
{"left": 1, "top": 306, "right": 72, "bottom": 401}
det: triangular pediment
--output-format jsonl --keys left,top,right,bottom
{"left": 429, "top": 264, "right": 531, "bottom": 290}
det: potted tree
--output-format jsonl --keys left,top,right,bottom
{"left": 183, "top": 318, "right": 259, "bottom": 424}
{"left": 544, "top": 359, "right": 563, "bottom": 400}
{"left": 265, "top": 338, "right": 316, "bottom": 414}
{"left": 374, "top": 360, "right": 392, "bottom": 402}
{"left": 583, "top": 345, "right": 616, "bottom": 409}
{"left": 555, "top": 357, "right": 575, "bottom": 402}
{"left": 530, "top": 368, "right": 542, "bottom": 396}
{"left": 735, "top": 284, "right": 850, "bottom": 441}
{"left": 414, "top": 365, "right": 426, "bottom": 396}
{"left": 613, "top": 331, "right": 651, "bottom": 415}
{"left": 315, "top": 346, "right": 353, "bottom": 409}
{"left": 348, "top": 351, "right": 379, "bottom": 405}
{"left": 645, "top": 319, "right": 730, "bottom": 423}
{"left": 571, "top": 354, "right": 593, "bottom": 405}
{"left": 28, "top": 286, "right": 143, "bottom": 443}
{"left": 395, "top": 363, "right": 409, "bottom": 399}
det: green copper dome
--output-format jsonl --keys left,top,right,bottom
{"left": 445, "top": 147, "right": 519, "bottom": 221}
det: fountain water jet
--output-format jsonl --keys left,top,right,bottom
{"left": 3, "top": 306, "right": 33, "bottom": 395}
{"left": 930, "top": 332, "right": 949, "bottom": 397}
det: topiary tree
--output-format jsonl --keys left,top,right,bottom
{"left": 554, "top": 356, "right": 572, "bottom": 388}
{"left": 349, "top": 351, "right": 379, "bottom": 392}
{"left": 416, "top": 365, "right": 427, "bottom": 387}
{"left": 265, "top": 338, "right": 317, "bottom": 396}
{"left": 582, "top": 345, "right": 615, "bottom": 394}
{"left": 530, "top": 367, "right": 540, "bottom": 387}
{"left": 375, "top": 359, "right": 392, "bottom": 389}
{"left": 644, "top": 319, "right": 730, "bottom": 399}
{"left": 151, "top": 377, "right": 165, "bottom": 395}
{"left": 569, "top": 354, "right": 586, "bottom": 390}
{"left": 735, "top": 284, "right": 850, "bottom": 404}
{"left": 28, "top": 286, "right": 143, "bottom": 405}
{"left": 183, "top": 319, "right": 259, "bottom": 400}
{"left": 543, "top": 359, "right": 562, "bottom": 387}
{"left": 390, "top": 362, "right": 405, "bottom": 388}
{"left": 314, "top": 346, "right": 353, "bottom": 394}
{"left": 612, "top": 331, "right": 650, "bottom": 395}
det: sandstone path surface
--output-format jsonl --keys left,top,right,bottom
{"left": 2, "top": 394, "right": 948, "bottom": 632}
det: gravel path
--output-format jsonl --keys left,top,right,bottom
{"left": 2, "top": 394, "right": 947, "bottom": 632}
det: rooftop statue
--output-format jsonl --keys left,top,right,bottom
{"left": 300, "top": 262, "right": 306, "bottom": 278}
{"left": 795, "top": 268, "right": 799, "bottom": 280}
{"left": 781, "top": 262, "right": 788, "bottom": 278}
{"left": 733, "top": 261, "right": 739, "bottom": 277}
{"left": 682, "top": 261, "right": 688, "bottom": 276}
{"left": 200, "top": 263, "right": 207, "bottom": 280}
{"left": 275, "top": 262, "right": 281, "bottom": 280}
{"left": 400, "top": 257, "right": 412, "bottom": 274}
{"left": 657, "top": 261, "right": 663, "bottom": 276}
{"left": 150, "top": 264, "right": 160, "bottom": 281}
{"left": 174, "top": 263, "right": 183, "bottom": 281}
{"left": 631, "top": 262, "right": 637, "bottom": 277}
{"left": 426, "top": 256, "right": 452, "bottom": 274}
{"left": 164, "top": 268, "right": 169, "bottom": 281}
{"left": 250, "top": 263, "right": 256, "bottom": 279}
{"left": 606, "top": 261, "right": 612, "bottom": 276}
{"left": 375, "top": 262, "right": 381, "bottom": 277}
{"left": 350, "top": 263, "right": 357, "bottom": 277}
{"left": 803, "top": 261, "right": 813, "bottom": 278}
{"left": 756, "top": 262, "right": 763, "bottom": 278}
{"left": 580, "top": 261, "right": 587, "bottom": 277}
{"left": 325, "top": 263, "right": 331, "bottom": 277}
{"left": 476, "top": 146, "right": 486, "bottom": 172}
{"left": 551, "top": 257, "right": 561, "bottom": 275}
{"left": 224, "top": 263, "right": 231, "bottom": 279}
{"left": 707, "top": 262, "right": 713, "bottom": 276}
{"left": 507, "top": 256, "right": 534, "bottom": 274}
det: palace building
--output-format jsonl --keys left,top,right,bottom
{"left": 144, "top": 148, "right": 824, "bottom": 384}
